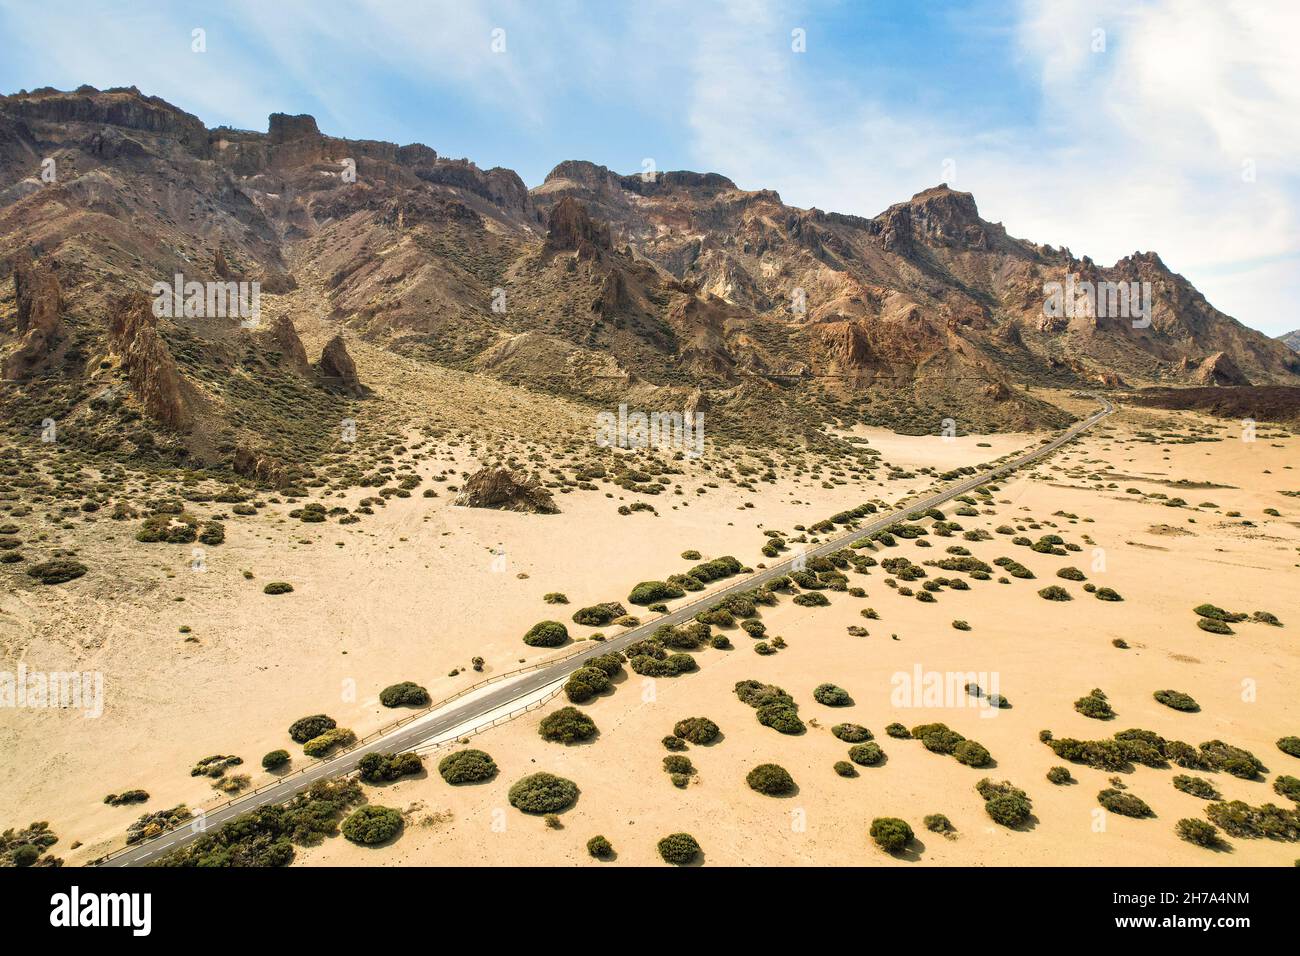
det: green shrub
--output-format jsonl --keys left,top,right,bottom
{"left": 1095, "top": 587, "right": 1123, "bottom": 601}
{"left": 1153, "top": 689, "right": 1199, "bottom": 712}
{"left": 261, "top": 750, "right": 290, "bottom": 771}
{"left": 524, "top": 620, "right": 569, "bottom": 647}
{"left": 673, "top": 717, "right": 720, "bottom": 745}
{"left": 358, "top": 751, "right": 423, "bottom": 783}
{"left": 1273, "top": 775, "right": 1300, "bottom": 803}
{"left": 1201, "top": 739, "right": 1265, "bottom": 779}
{"left": 657, "top": 832, "right": 700, "bottom": 865}
{"left": 912, "top": 723, "right": 965, "bottom": 755}
{"left": 756, "top": 703, "right": 805, "bottom": 735}
{"left": 924, "top": 814, "right": 954, "bottom": 835}
{"left": 1056, "top": 566, "right": 1086, "bottom": 581}
{"left": 831, "top": 723, "right": 872, "bottom": 743}
{"left": 1205, "top": 799, "right": 1299, "bottom": 839}
{"left": 288, "top": 714, "right": 336, "bottom": 743}
{"left": 437, "top": 749, "right": 498, "bottom": 784}
{"left": 663, "top": 754, "right": 695, "bottom": 776}
{"left": 977, "top": 779, "right": 1032, "bottom": 828}
{"left": 26, "top": 559, "right": 88, "bottom": 585}
{"left": 1098, "top": 788, "right": 1153, "bottom": 818}
{"left": 1196, "top": 617, "right": 1233, "bottom": 634}
{"left": 813, "top": 683, "right": 852, "bottom": 706}
{"left": 849, "top": 742, "right": 884, "bottom": 766}
{"left": 303, "top": 727, "right": 355, "bottom": 757}
{"left": 885, "top": 723, "right": 911, "bottom": 739}
{"left": 538, "top": 706, "right": 598, "bottom": 744}
{"left": 1194, "top": 603, "right": 1245, "bottom": 622}
{"left": 1074, "top": 689, "right": 1114, "bottom": 720}
{"left": 341, "top": 805, "right": 403, "bottom": 845}
{"left": 954, "top": 740, "right": 992, "bottom": 767}
{"left": 833, "top": 761, "right": 857, "bottom": 777}
{"left": 1047, "top": 766, "right": 1072, "bottom": 784}
{"left": 869, "top": 817, "right": 913, "bottom": 852}
{"left": 628, "top": 580, "right": 685, "bottom": 605}
{"left": 379, "top": 681, "right": 430, "bottom": 708}
{"left": 746, "top": 763, "right": 795, "bottom": 795}
{"left": 1278, "top": 737, "right": 1300, "bottom": 759}
{"left": 587, "top": 835, "right": 614, "bottom": 859}
{"left": 793, "top": 592, "right": 830, "bottom": 607}
{"left": 564, "top": 666, "right": 612, "bottom": 703}
{"left": 1175, "top": 818, "right": 1221, "bottom": 847}
{"left": 508, "top": 772, "right": 579, "bottom": 813}
{"left": 1038, "top": 585, "right": 1071, "bottom": 601}
{"left": 571, "top": 602, "right": 626, "bottom": 626}
{"left": 1173, "top": 775, "right": 1218, "bottom": 800}
{"left": 263, "top": 581, "right": 294, "bottom": 595}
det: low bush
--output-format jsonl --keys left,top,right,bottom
{"left": 263, "top": 581, "right": 294, "bottom": 595}
{"left": 357, "top": 751, "right": 423, "bottom": 783}
{"left": 261, "top": 750, "right": 290, "bottom": 771}
{"left": 289, "top": 714, "right": 336, "bottom": 743}
{"left": 437, "top": 748, "right": 498, "bottom": 784}
{"left": 793, "top": 592, "right": 830, "bottom": 607}
{"left": 1098, "top": 788, "right": 1153, "bottom": 818}
{"left": 673, "top": 717, "right": 720, "bottom": 745}
{"left": 523, "top": 620, "right": 569, "bottom": 647}
{"left": 1176, "top": 818, "right": 1221, "bottom": 847}
{"left": 564, "top": 666, "right": 612, "bottom": 704}
{"left": 341, "top": 805, "right": 403, "bottom": 845}
{"left": 976, "top": 779, "right": 1033, "bottom": 828}
{"left": 885, "top": 723, "right": 911, "bottom": 739}
{"left": 379, "top": 681, "right": 430, "bottom": 708}
{"left": 587, "top": 835, "right": 614, "bottom": 859}
{"left": 1038, "top": 585, "right": 1072, "bottom": 601}
{"left": 849, "top": 742, "right": 884, "bottom": 766}
{"left": 813, "top": 683, "right": 852, "bottom": 706}
{"left": 1074, "top": 689, "right": 1115, "bottom": 720}
{"left": 1196, "top": 617, "right": 1233, "bottom": 635}
{"left": 571, "top": 602, "right": 625, "bottom": 626}
{"left": 1278, "top": 737, "right": 1300, "bottom": 759}
{"left": 833, "top": 761, "right": 857, "bottom": 777}
{"left": 832, "top": 723, "right": 872, "bottom": 743}
{"left": 303, "top": 727, "right": 355, "bottom": 758}
{"left": 1153, "top": 689, "right": 1199, "bottom": 712}
{"left": 869, "top": 817, "right": 913, "bottom": 852}
{"left": 1205, "top": 799, "right": 1300, "bottom": 839}
{"left": 924, "top": 814, "right": 954, "bottom": 835}
{"left": 1173, "top": 775, "right": 1218, "bottom": 800}
{"left": 746, "top": 763, "right": 796, "bottom": 795}
{"left": 1273, "top": 775, "right": 1300, "bottom": 803}
{"left": 628, "top": 580, "right": 685, "bottom": 605}
{"left": 26, "top": 559, "right": 88, "bottom": 585}
{"left": 1047, "top": 766, "right": 1072, "bottom": 784}
{"left": 538, "top": 706, "right": 598, "bottom": 744}
{"left": 508, "top": 772, "right": 579, "bottom": 813}
{"left": 657, "top": 832, "right": 700, "bottom": 865}
{"left": 953, "top": 740, "right": 992, "bottom": 768}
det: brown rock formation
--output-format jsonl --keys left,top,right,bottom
{"left": 315, "top": 334, "right": 364, "bottom": 395}
{"left": 545, "top": 197, "right": 611, "bottom": 253}
{"left": 453, "top": 467, "right": 559, "bottom": 514}
{"left": 267, "top": 314, "right": 310, "bottom": 375}
{"left": 107, "top": 291, "right": 190, "bottom": 428}
{"left": 213, "top": 246, "right": 234, "bottom": 280}
{"left": 4, "top": 253, "right": 62, "bottom": 379}
{"left": 1192, "top": 351, "right": 1249, "bottom": 386}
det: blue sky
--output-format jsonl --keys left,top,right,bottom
{"left": 2, "top": 0, "right": 1297, "bottom": 336}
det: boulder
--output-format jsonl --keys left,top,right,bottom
{"left": 454, "top": 468, "right": 558, "bottom": 514}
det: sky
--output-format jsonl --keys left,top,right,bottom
{"left": 1, "top": 0, "right": 1297, "bottom": 336}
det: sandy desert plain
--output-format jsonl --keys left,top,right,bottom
{"left": 1, "top": 332, "right": 1297, "bottom": 867}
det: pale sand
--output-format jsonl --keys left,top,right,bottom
{"left": 3, "top": 394, "right": 1296, "bottom": 867}
{"left": 300, "top": 407, "right": 1300, "bottom": 867}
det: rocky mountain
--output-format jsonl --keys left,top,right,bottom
{"left": 1280, "top": 330, "right": 1300, "bottom": 353}
{"left": 1, "top": 85, "right": 1296, "bottom": 474}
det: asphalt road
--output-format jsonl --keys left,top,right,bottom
{"left": 101, "top": 396, "right": 1112, "bottom": 866}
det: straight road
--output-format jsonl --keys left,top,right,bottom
{"left": 102, "top": 396, "right": 1113, "bottom": 866}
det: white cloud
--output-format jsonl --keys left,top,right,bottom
{"left": 680, "top": 0, "right": 1300, "bottom": 336}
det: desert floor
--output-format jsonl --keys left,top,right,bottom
{"left": 2, "top": 387, "right": 1297, "bottom": 867}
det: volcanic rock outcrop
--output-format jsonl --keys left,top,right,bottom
{"left": 315, "top": 335, "right": 364, "bottom": 395}
{"left": 4, "top": 253, "right": 62, "bottom": 379}
{"left": 106, "top": 291, "right": 190, "bottom": 428}
{"left": 453, "top": 468, "right": 559, "bottom": 514}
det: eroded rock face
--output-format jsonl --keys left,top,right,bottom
{"left": 107, "top": 291, "right": 190, "bottom": 428}
{"left": 4, "top": 253, "right": 62, "bottom": 379}
{"left": 545, "top": 196, "right": 611, "bottom": 253}
{"left": 315, "top": 334, "right": 364, "bottom": 395}
{"left": 1192, "top": 351, "right": 1249, "bottom": 386}
{"left": 267, "top": 314, "right": 310, "bottom": 375}
{"left": 453, "top": 467, "right": 558, "bottom": 514}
